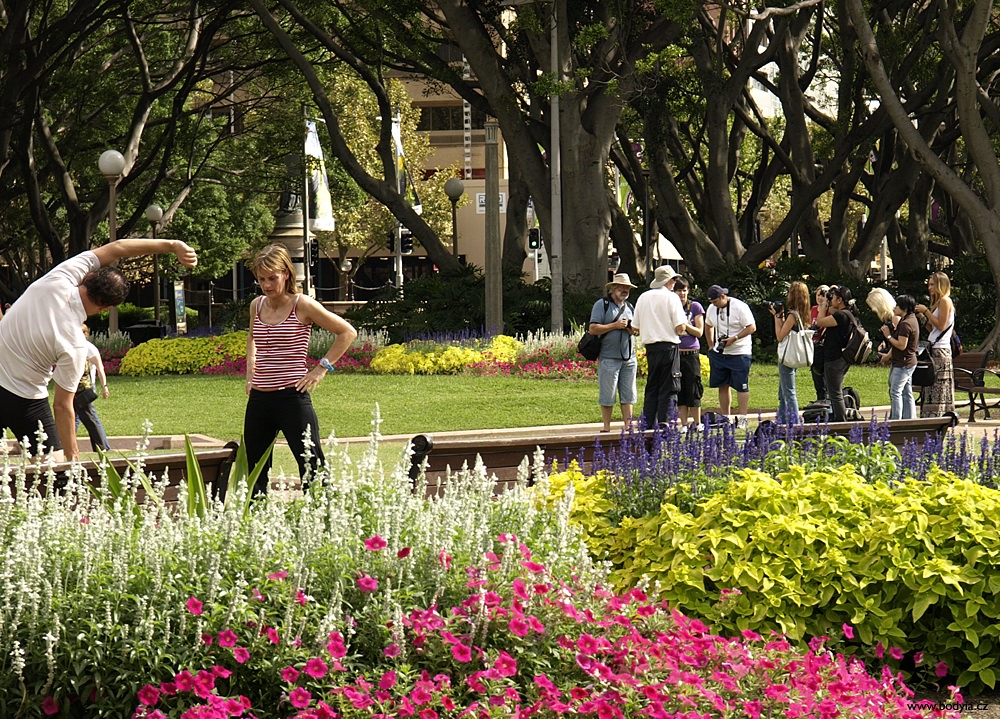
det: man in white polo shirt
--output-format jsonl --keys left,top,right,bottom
{"left": 704, "top": 284, "right": 756, "bottom": 430}
{"left": 631, "top": 265, "right": 689, "bottom": 428}
{"left": 0, "top": 238, "right": 197, "bottom": 459}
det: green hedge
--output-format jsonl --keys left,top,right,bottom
{"left": 549, "top": 463, "right": 1000, "bottom": 692}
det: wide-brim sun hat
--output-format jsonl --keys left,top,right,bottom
{"left": 605, "top": 273, "right": 638, "bottom": 292}
{"left": 650, "top": 265, "right": 678, "bottom": 289}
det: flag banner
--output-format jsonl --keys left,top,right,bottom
{"left": 305, "top": 120, "right": 335, "bottom": 232}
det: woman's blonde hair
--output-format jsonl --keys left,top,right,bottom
{"left": 249, "top": 244, "right": 300, "bottom": 295}
{"left": 929, "top": 271, "right": 951, "bottom": 306}
{"left": 786, "top": 281, "right": 810, "bottom": 319}
{"left": 866, "top": 287, "right": 895, "bottom": 322}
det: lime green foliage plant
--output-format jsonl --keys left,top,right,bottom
{"left": 119, "top": 331, "right": 248, "bottom": 375}
{"left": 552, "top": 462, "right": 1000, "bottom": 692}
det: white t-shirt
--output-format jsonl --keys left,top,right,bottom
{"left": 0, "top": 252, "right": 98, "bottom": 398}
{"left": 706, "top": 296, "right": 755, "bottom": 356}
{"left": 632, "top": 288, "right": 687, "bottom": 344}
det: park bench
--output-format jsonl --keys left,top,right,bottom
{"left": 408, "top": 416, "right": 958, "bottom": 495}
{"left": 914, "top": 350, "right": 992, "bottom": 419}
{"left": 10, "top": 442, "right": 240, "bottom": 503}
{"left": 772, "top": 414, "right": 958, "bottom": 446}
{"left": 965, "top": 366, "right": 1000, "bottom": 422}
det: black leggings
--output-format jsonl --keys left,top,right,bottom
{"left": 0, "top": 385, "right": 60, "bottom": 455}
{"left": 243, "top": 388, "right": 325, "bottom": 495}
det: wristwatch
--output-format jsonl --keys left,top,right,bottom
{"left": 319, "top": 358, "right": 335, "bottom": 373}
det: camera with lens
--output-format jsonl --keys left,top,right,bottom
{"left": 714, "top": 335, "right": 728, "bottom": 353}
{"left": 765, "top": 300, "right": 784, "bottom": 312}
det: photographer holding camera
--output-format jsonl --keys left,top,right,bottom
{"left": 813, "top": 285, "right": 857, "bottom": 422}
{"left": 704, "top": 285, "right": 756, "bottom": 430}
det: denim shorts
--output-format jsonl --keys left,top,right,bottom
{"left": 708, "top": 352, "right": 752, "bottom": 392}
{"left": 598, "top": 357, "right": 638, "bottom": 406}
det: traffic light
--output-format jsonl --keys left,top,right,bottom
{"left": 400, "top": 229, "right": 414, "bottom": 255}
{"left": 386, "top": 230, "right": 395, "bottom": 253}
{"left": 528, "top": 228, "right": 541, "bottom": 250}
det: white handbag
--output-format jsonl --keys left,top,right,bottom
{"left": 779, "top": 312, "right": 815, "bottom": 368}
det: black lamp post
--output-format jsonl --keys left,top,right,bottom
{"left": 98, "top": 150, "right": 126, "bottom": 333}
{"left": 444, "top": 178, "right": 465, "bottom": 260}
{"left": 145, "top": 204, "right": 164, "bottom": 324}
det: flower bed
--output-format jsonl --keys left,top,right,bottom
{"left": 133, "top": 565, "right": 956, "bottom": 719}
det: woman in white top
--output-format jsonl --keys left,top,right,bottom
{"left": 915, "top": 271, "right": 955, "bottom": 417}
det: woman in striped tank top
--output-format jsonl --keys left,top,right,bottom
{"left": 245, "top": 244, "right": 357, "bottom": 495}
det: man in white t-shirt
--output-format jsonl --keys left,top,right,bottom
{"left": 632, "top": 265, "right": 689, "bottom": 428}
{"left": 0, "top": 239, "right": 197, "bottom": 459}
{"left": 704, "top": 285, "right": 757, "bottom": 429}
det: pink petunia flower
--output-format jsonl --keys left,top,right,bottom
{"left": 305, "top": 657, "right": 328, "bottom": 678}
{"left": 186, "top": 597, "right": 204, "bottom": 615}
{"left": 935, "top": 661, "right": 949, "bottom": 677}
{"left": 452, "top": 643, "right": 473, "bottom": 662}
{"left": 266, "top": 627, "right": 280, "bottom": 645}
{"left": 281, "top": 666, "right": 300, "bottom": 683}
{"left": 384, "top": 643, "right": 401, "bottom": 658}
{"left": 217, "top": 630, "right": 238, "bottom": 647}
{"left": 296, "top": 590, "right": 309, "bottom": 606}
{"left": 41, "top": 697, "right": 59, "bottom": 716}
{"left": 233, "top": 646, "right": 250, "bottom": 664}
{"left": 364, "top": 535, "right": 387, "bottom": 551}
{"left": 379, "top": 670, "right": 397, "bottom": 690}
{"left": 508, "top": 617, "right": 529, "bottom": 637}
{"left": 397, "top": 547, "right": 412, "bottom": 558}
{"left": 267, "top": 570, "right": 288, "bottom": 581}
{"left": 842, "top": 623, "right": 854, "bottom": 639}
{"left": 201, "top": 633, "right": 214, "bottom": 646}
{"left": 137, "top": 685, "right": 161, "bottom": 706}
{"left": 289, "top": 686, "right": 312, "bottom": 709}
{"left": 889, "top": 646, "right": 904, "bottom": 661}
{"left": 212, "top": 665, "right": 232, "bottom": 679}
{"left": 357, "top": 575, "right": 378, "bottom": 592}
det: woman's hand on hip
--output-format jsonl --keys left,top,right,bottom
{"left": 296, "top": 366, "right": 327, "bottom": 393}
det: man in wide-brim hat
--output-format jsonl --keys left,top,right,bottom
{"left": 589, "top": 273, "right": 639, "bottom": 432}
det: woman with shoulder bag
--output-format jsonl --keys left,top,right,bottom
{"left": 879, "top": 295, "right": 920, "bottom": 420}
{"left": 772, "top": 281, "right": 811, "bottom": 424}
{"left": 915, "top": 272, "right": 955, "bottom": 417}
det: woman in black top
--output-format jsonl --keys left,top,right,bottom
{"left": 814, "top": 286, "right": 856, "bottom": 421}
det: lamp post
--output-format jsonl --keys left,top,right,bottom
{"left": 99, "top": 150, "right": 126, "bottom": 334}
{"left": 145, "top": 204, "right": 164, "bottom": 325}
{"left": 484, "top": 121, "right": 502, "bottom": 335}
{"left": 444, "top": 178, "right": 465, "bottom": 260}
{"left": 500, "top": 0, "right": 562, "bottom": 331}
{"left": 339, "top": 259, "right": 353, "bottom": 301}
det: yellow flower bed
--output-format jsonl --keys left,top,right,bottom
{"left": 119, "top": 331, "right": 248, "bottom": 376}
{"left": 369, "top": 343, "right": 485, "bottom": 375}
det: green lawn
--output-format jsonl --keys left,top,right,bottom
{"left": 87, "top": 365, "right": 895, "bottom": 443}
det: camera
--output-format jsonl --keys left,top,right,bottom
{"left": 765, "top": 300, "right": 784, "bottom": 312}
{"left": 714, "top": 336, "right": 728, "bottom": 353}
{"left": 826, "top": 290, "right": 837, "bottom": 301}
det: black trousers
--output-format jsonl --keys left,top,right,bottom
{"left": 642, "top": 342, "right": 681, "bottom": 428}
{"left": 244, "top": 388, "right": 325, "bottom": 495}
{"left": 0, "top": 385, "right": 60, "bottom": 454}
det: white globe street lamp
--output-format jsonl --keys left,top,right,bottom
{"left": 99, "top": 150, "right": 127, "bottom": 333}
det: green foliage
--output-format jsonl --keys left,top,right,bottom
{"left": 564, "top": 464, "right": 1000, "bottom": 692}
{"left": 345, "top": 265, "right": 551, "bottom": 342}
{"left": 119, "top": 331, "right": 248, "bottom": 375}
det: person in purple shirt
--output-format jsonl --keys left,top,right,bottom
{"left": 672, "top": 277, "right": 705, "bottom": 429}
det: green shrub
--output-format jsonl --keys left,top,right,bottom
{"left": 119, "top": 331, "right": 248, "bottom": 375}
{"left": 554, "top": 463, "right": 1000, "bottom": 692}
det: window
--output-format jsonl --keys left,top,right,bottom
{"left": 416, "top": 104, "right": 486, "bottom": 132}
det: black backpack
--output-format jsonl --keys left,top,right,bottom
{"left": 842, "top": 314, "right": 873, "bottom": 365}
{"left": 843, "top": 386, "right": 864, "bottom": 421}
{"left": 801, "top": 400, "right": 831, "bottom": 423}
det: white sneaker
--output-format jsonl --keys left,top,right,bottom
{"left": 735, "top": 416, "right": 749, "bottom": 431}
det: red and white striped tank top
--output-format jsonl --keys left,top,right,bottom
{"left": 250, "top": 295, "right": 312, "bottom": 390}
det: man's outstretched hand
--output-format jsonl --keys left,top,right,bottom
{"left": 173, "top": 241, "right": 198, "bottom": 268}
